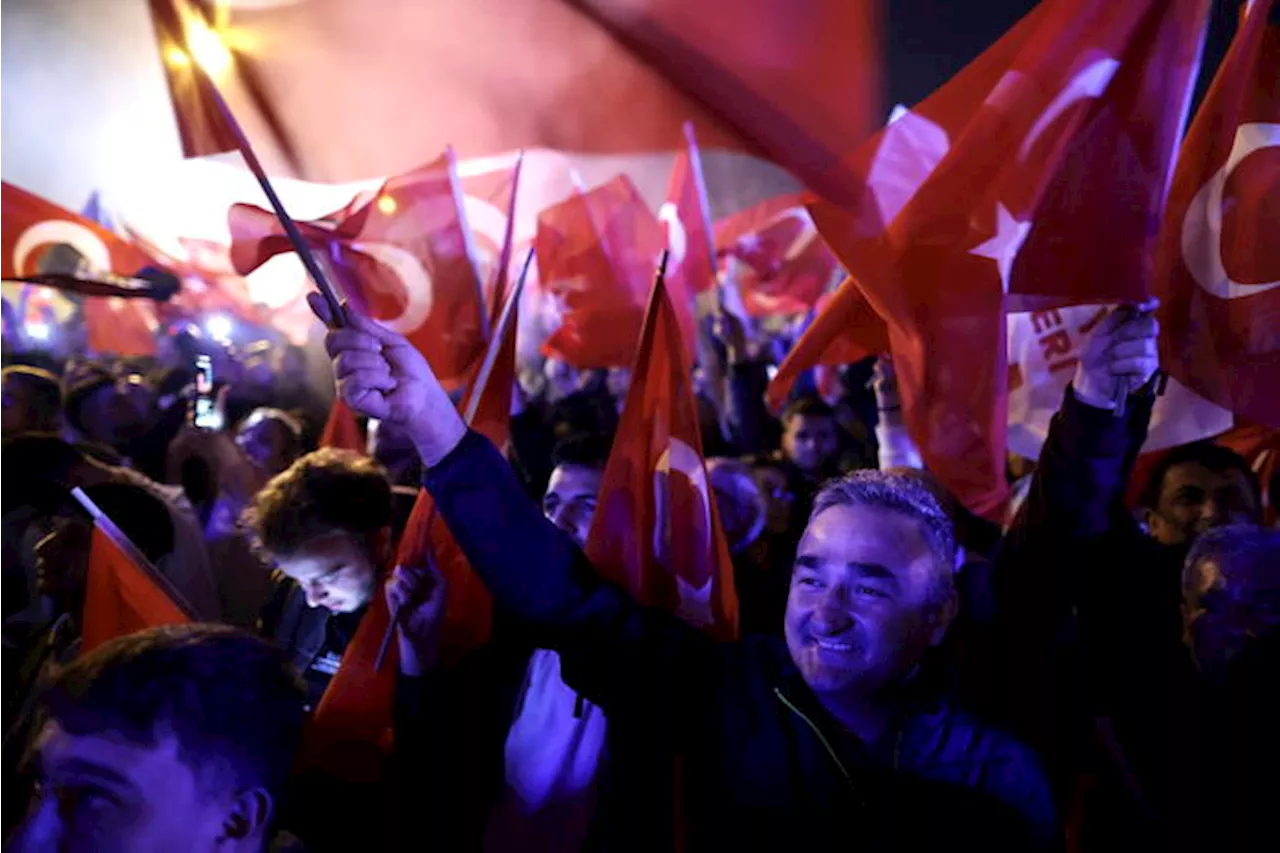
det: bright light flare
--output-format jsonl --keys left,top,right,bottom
{"left": 26, "top": 322, "right": 51, "bottom": 341}
{"left": 376, "top": 195, "right": 398, "bottom": 216}
{"left": 185, "top": 17, "right": 234, "bottom": 79}
{"left": 205, "top": 314, "right": 233, "bottom": 342}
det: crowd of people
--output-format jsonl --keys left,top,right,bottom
{"left": 1, "top": 287, "right": 1277, "bottom": 852}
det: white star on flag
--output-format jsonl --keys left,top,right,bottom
{"left": 969, "top": 203, "right": 1032, "bottom": 293}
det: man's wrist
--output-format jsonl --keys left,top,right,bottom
{"left": 409, "top": 412, "right": 468, "bottom": 468}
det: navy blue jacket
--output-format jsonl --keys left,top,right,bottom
{"left": 424, "top": 430, "right": 1057, "bottom": 850}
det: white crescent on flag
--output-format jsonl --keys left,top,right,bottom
{"left": 652, "top": 436, "right": 716, "bottom": 627}
{"left": 1180, "top": 122, "right": 1280, "bottom": 299}
{"left": 347, "top": 241, "right": 434, "bottom": 335}
{"left": 12, "top": 219, "right": 113, "bottom": 277}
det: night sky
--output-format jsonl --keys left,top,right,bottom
{"left": 885, "top": 0, "right": 1251, "bottom": 117}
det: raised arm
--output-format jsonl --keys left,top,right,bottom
{"left": 309, "top": 295, "right": 722, "bottom": 722}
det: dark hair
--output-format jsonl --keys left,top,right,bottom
{"left": 62, "top": 367, "right": 115, "bottom": 435}
{"left": 1139, "top": 441, "right": 1262, "bottom": 515}
{"left": 2, "top": 365, "right": 63, "bottom": 429}
{"left": 76, "top": 482, "right": 177, "bottom": 566}
{"left": 551, "top": 432, "right": 613, "bottom": 472}
{"left": 782, "top": 395, "right": 836, "bottom": 425}
{"left": 246, "top": 448, "right": 392, "bottom": 558}
{"left": 40, "top": 624, "right": 306, "bottom": 801}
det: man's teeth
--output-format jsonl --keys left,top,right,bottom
{"left": 814, "top": 638, "right": 854, "bottom": 652}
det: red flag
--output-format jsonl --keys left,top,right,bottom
{"left": 297, "top": 572, "right": 398, "bottom": 784}
{"left": 1155, "top": 0, "right": 1280, "bottom": 427}
{"left": 537, "top": 175, "right": 666, "bottom": 368}
{"left": 229, "top": 149, "right": 489, "bottom": 386}
{"left": 585, "top": 270, "right": 738, "bottom": 639}
{"left": 662, "top": 124, "right": 718, "bottom": 302}
{"left": 787, "top": 0, "right": 1210, "bottom": 516}
{"left": 2, "top": 182, "right": 162, "bottom": 356}
{"left": 144, "top": 1, "right": 876, "bottom": 186}
{"left": 392, "top": 283, "right": 523, "bottom": 666}
{"left": 148, "top": 0, "right": 240, "bottom": 158}
{"left": 720, "top": 209, "right": 842, "bottom": 318}
{"left": 319, "top": 399, "right": 366, "bottom": 453}
{"left": 81, "top": 525, "right": 191, "bottom": 655}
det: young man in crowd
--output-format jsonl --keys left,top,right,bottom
{"left": 246, "top": 448, "right": 397, "bottom": 710}
{"left": 6, "top": 624, "right": 308, "bottom": 853}
{"left": 315, "top": 298, "right": 1057, "bottom": 849}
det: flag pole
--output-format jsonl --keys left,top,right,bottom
{"left": 373, "top": 247, "right": 537, "bottom": 672}
{"left": 70, "top": 486, "right": 198, "bottom": 620}
{"left": 193, "top": 66, "right": 345, "bottom": 324}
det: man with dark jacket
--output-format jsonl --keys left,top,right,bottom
{"left": 992, "top": 302, "right": 1272, "bottom": 851}
{"left": 314, "top": 297, "right": 1057, "bottom": 850}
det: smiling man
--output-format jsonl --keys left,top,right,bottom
{"left": 314, "top": 301, "right": 1056, "bottom": 849}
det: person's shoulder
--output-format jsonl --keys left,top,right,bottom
{"left": 913, "top": 698, "right": 1047, "bottom": 783}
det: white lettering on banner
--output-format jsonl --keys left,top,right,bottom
{"left": 652, "top": 437, "right": 715, "bottom": 627}
{"left": 1181, "top": 122, "right": 1280, "bottom": 299}
{"left": 657, "top": 202, "right": 687, "bottom": 274}
{"left": 12, "top": 220, "right": 113, "bottom": 277}
{"left": 347, "top": 242, "right": 434, "bottom": 335}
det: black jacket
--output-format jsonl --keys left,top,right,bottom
{"left": 422, "top": 430, "right": 1057, "bottom": 850}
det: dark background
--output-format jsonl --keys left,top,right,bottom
{"left": 884, "top": 0, "right": 1256, "bottom": 118}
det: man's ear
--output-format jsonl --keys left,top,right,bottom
{"left": 220, "top": 788, "right": 273, "bottom": 845}
{"left": 927, "top": 589, "right": 959, "bottom": 648}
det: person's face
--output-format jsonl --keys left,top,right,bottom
{"left": 12, "top": 721, "right": 250, "bottom": 853}
{"left": 80, "top": 382, "right": 150, "bottom": 445}
{"left": 782, "top": 414, "right": 839, "bottom": 475}
{"left": 274, "top": 531, "right": 379, "bottom": 614}
{"left": 235, "top": 416, "right": 296, "bottom": 478}
{"left": 543, "top": 464, "right": 603, "bottom": 548}
{"left": 785, "top": 504, "right": 953, "bottom": 698}
{"left": 33, "top": 517, "right": 93, "bottom": 609}
{"left": 754, "top": 466, "right": 795, "bottom": 535}
{"left": 1183, "top": 552, "right": 1280, "bottom": 675}
{"left": 1147, "top": 462, "right": 1259, "bottom": 546}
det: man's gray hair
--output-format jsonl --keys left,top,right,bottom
{"left": 810, "top": 470, "right": 959, "bottom": 602}
{"left": 1183, "top": 523, "right": 1280, "bottom": 589}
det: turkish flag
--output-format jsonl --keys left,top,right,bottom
{"left": 537, "top": 175, "right": 666, "bottom": 369}
{"left": 720, "top": 208, "right": 843, "bottom": 318}
{"left": 1154, "top": 0, "right": 1280, "bottom": 427}
{"left": 81, "top": 525, "right": 191, "bottom": 655}
{"left": 2, "top": 182, "right": 163, "bottom": 357}
{"left": 319, "top": 399, "right": 366, "bottom": 453}
{"left": 585, "top": 271, "right": 738, "bottom": 639}
{"left": 788, "top": 0, "right": 1211, "bottom": 517}
{"left": 148, "top": 0, "right": 877, "bottom": 187}
{"left": 662, "top": 124, "right": 717, "bottom": 297}
{"left": 229, "top": 149, "right": 489, "bottom": 386}
{"left": 392, "top": 287, "right": 523, "bottom": 666}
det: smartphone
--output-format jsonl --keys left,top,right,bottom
{"left": 193, "top": 354, "right": 220, "bottom": 430}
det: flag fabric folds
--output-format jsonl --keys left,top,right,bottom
{"left": 80, "top": 519, "right": 191, "bottom": 655}
{"left": 777, "top": 0, "right": 1212, "bottom": 516}
{"left": 1154, "top": 0, "right": 1280, "bottom": 427}
{"left": 585, "top": 269, "right": 739, "bottom": 640}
